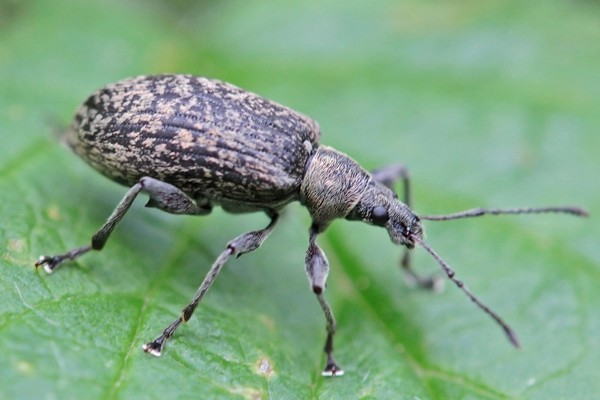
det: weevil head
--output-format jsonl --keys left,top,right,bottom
{"left": 300, "top": 146, "right": 422, "bottom": 246}
{"left": 345, "top": 179, "right": 423, "bottom": 248}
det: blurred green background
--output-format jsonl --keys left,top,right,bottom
{"left": 1, "top": 0, "right": 598, "bottom": 399}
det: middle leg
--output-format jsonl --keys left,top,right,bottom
{"left": 143, "top": 210, "right": 279, "bottom": 356}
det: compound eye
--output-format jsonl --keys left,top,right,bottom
{"left": 371, "top": 206, "right": 389, "bottom": 226}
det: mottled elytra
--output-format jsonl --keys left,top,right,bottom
{"left": 36, "top": 74, "right": 588, "bottom": 377}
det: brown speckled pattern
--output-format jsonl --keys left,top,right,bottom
{"left": 65, "top": 74, "right": 321, "bottom": 211}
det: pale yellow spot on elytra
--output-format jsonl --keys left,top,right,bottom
{"left": 176, "top": 129, "right": 194, "bottom": 149}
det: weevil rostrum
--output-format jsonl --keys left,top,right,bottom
{"left": 36, "top": 74, "right": 588, "bottom": 376}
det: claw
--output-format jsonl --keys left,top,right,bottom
{"left": 35, "top": 256, "right": 60, "bottom": 274}
{"left": 322, "top": 360, "right": 345, "bottom": 377}
{"left": 33, "top": 245, "right": 92, "bottom": 274}
{"left": 142, "top": 338, "right": 165, "bottom": 357}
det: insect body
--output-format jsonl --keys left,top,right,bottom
{"left": 36, "top": 74, "right": 587, "bottom": 377}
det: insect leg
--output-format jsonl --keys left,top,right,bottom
{"left": 305, "top": 224, "right": 344, "bottom": 377}
{"left": 143, "top": 210, "right": 279, "bottom": 357}
{"left": 370, "top": 165, "right": 442, "bottom": 290}
{"left": 370, "top": 164, "right": 411, "bottom": 206}
{"left": 35, "top": 177, "right": 211, "bottom": 273}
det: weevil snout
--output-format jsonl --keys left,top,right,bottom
{"left": 346, "top": 179, "right": 422, "bottom": 249}
{"left": 385, "top": 203, "right": 423, "bottom": 249}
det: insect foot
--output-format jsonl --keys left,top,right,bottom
{"left": 35, "top": 245, "right": 92, "bottom": 273}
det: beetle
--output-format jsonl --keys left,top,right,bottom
{"left": 36, "top": 74, "right": 587, "bottom": 376}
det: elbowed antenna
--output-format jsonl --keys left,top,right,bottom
{"left": 411, "top": 204, "right": 588, "bottom": 347}
{"left": 411, "top": 235, "right": 521, "bottom": 347}
{"left": 420, "top": 206, "right": 588, "bottom": 221}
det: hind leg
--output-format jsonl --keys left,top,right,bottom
{"left": 36, "top": 177, "right": 212, "bottom": 273}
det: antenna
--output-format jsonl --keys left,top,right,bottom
{"left": 413, "top": 205, "right": 587, "bottom": 346}
{"left": 412, "top": 235, "right": 520, "bottom": 347}
{"left": 420, "top": 206, "right": 588, "bottom": 221}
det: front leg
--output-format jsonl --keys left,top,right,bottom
{"left": 370, "top": 164, "right": 411, "bottom": 206}
{"left": 305, "top": 224, "right": 344, "bottom": 377}
{"left": 370, "top": 165, "right": 442, "bottom": 291}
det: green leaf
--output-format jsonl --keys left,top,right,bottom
{"left": 1, "top": 0, "right": 598, "bottom": 398}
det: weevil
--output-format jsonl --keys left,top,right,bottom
{"left": 36, "top": 74, "right": 587, "bottom": 376}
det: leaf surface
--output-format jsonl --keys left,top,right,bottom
{"left": 1, "top": 0, "right": 598, "bottom": 399}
